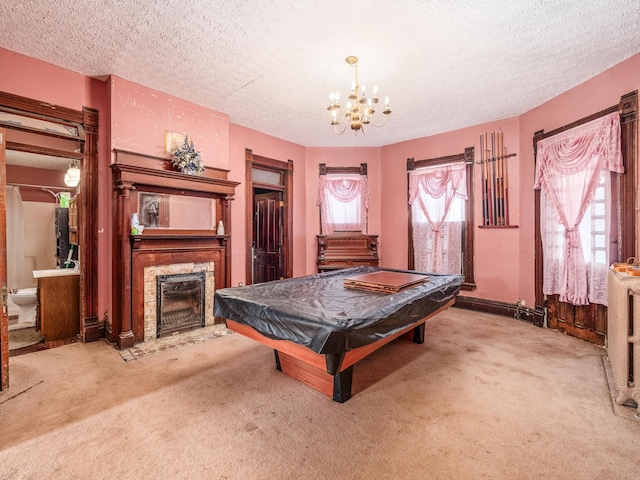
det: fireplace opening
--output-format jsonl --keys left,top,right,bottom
{"left": 156, "top": 272, "right": 206, "bottom": 337}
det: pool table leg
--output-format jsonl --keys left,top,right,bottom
{"left": 412, "top": 322, "right": 425, "bottom": 344}
{"left": 333, "top": 366, "right": 353, "bottom": 403}
{"left": 274, "top": 350, "right": 282, "bottom": 371}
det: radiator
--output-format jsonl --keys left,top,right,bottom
{"left": 607, "top": 269, "right": 640, "bottom": 414}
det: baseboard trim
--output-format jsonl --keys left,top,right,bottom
{"left": 82, "top": 316, "right": 101, "bottom": 342}
{"left": 454, "top": 295, "right": 545, "bottom": 328}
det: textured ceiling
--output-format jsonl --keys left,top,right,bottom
{"left": 2, "top": 0, "right": 640, "bottom": 147}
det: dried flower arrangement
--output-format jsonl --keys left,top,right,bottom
{"left": 171, "top": 136, "right": 204, "bottom": 174}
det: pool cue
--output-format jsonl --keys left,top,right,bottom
{"left": 503, "top": 142, "right": 509, "bottom": 225}
{"left": 480, "top": 134, "right": 488, "bottom": 225}
{"left": 485, "top": 133, "right": 493, "bottom": 225}
{"left": 491, "top": 132, "right": 498, "bottom": 225}
{"left": 500, "top": 132, "right": 509, "bottom": 225}
{"left": 494, "top": 132, "right": 500, "bottom": 225}
{"left": 497, "top": 131, "right": 504, "bottom": 225}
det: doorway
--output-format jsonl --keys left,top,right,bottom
{"left": 245, "top": 149, "right": 293, "bottom": 285}
{"left": 253, "top": 189, "right": 283, "bottom": 283}
{"left": 0, "top": 91, "right": 99, "bottom": 390}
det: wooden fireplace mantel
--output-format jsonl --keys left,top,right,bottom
{"left": 111, "top": 150, "right": 238, "bottom": 195}
{"left": 110, "top": 149, "right": 240, "bottom": 349}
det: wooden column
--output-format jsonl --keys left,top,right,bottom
{"left": 116, "top": 181, "right": 135, "bottom": 349}
{"left": 80, "top": 107, "right": 100, "bottom": 341}
{"left": 223, "top": 195, "right": 233, "bottom": 289}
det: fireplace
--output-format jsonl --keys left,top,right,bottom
{"left": 143, "top": 262, "right": 217, "bottom": 342}
{"left": 156, "top": 271, "right": 206, "bottom": 337}
{"left": 111, "top": 149, "right": 239, "bottom": 348}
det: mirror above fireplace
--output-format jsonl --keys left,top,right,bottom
{"left": 138, "top": 191, "right": 218, "bottom": 230}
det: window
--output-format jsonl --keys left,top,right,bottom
{"left": 535, "top": 111, "right": 622, "bottom": 306}
{"left": 317, "top": 163, "right": 368, "bottom": 235}
{"left": 410, "top": 179, "right": 465, "bottom": 274}
{"left": 407, "top": 149, "right": 475, "bottom": 287}
{"left": 539, "top": 174, "right": 611, "bottom": 305}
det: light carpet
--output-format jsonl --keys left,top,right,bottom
{"left": 1, "top": 308, "right": 639, "bottom": 480}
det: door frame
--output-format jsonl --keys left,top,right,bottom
{"left": 533, "top": 91, "right": 637, "bottom": 342}
{"left": 245, "top": 149, "right": 293, "bottom": 285}
{"left": 1, "top": 127, "right": 8, "bottom": 389}
{"left": 0, "top": 91, "right": 100, "bottom": 347}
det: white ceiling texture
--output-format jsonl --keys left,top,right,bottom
{"left": 1, "top": 0, "right": 639, "bottom": 148}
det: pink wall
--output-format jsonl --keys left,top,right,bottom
{"left": 0, "top": 48, "right": 112, "bottom": 322}
{"left": 228, "top": 124, "right": 307, "bottom": 284}
{"left": 378, "top": 52, "right": 640, "bottom": 306}
{"left": 2, "top": 46, "right": 640, "bottom": 320}
{"left": 517, "top": 52, "right": 640, "bottom": 306}
{"left": 109, "top": 76, "right": 229, "bottom": 168}
{"left": 304, "top": 148, "right": 382, "bottom": 273}
{"left": 0, "top": 48, "right": 95, "bottom": 108}
{"left": 380, "top": 118, "right": 522, "bottom": 304}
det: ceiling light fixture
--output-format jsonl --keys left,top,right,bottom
{"left": 327, "top": 56, "right": 391, "bottom": 135}
{"left": 64, "top": 159, "right": 81, "bottom": 187}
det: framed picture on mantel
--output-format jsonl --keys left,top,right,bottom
{"left": 164, "top": 131, "right": 186, "bottom": 155}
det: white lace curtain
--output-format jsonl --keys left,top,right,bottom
{"left": 5, "top": 185, "right": 26, "bottom": 288}
{"left": 317, "top": 175, "right": 369, "bottom": 235}
{"left": 409, "top": 163, "right": 467, "bottom": 274}
{"left": 534, "top": 111, "right": 622, "bottom": 306}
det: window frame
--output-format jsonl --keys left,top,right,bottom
{"left": 407, "top": 147, "right": 476, "bottom": 290}
{"left": 318, "top": 162, "right": 368, "bottom": 234}
{"left": 533, "top": 91, "right": 637, "bottom": 309}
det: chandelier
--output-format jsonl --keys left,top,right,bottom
{"left": 327, "top": 56, "right": 391, "bottom": 135}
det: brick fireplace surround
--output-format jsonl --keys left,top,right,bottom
{"left": 144, "top": 262, "right": 218, "bottom": 341}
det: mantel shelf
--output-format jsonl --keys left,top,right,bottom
{"left": 130, "top": 233, "right": 230, "bottom": 248}
{"left": 131, "top": 232, "right": 230, "bottom": 239}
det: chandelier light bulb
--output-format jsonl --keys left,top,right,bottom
{"left": 64, "top": 159, "right": 81, "bottom": 187}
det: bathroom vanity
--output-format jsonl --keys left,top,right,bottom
{"left": 33, "top": 269, "right": 80, "bottom": 342}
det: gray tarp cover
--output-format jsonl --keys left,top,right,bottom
{"left": 214, "top": 266, "right": 463, "bottom": 355}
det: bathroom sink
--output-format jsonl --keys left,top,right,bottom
{"left": 32, "top": 268, "right": 80, "bottom": 278}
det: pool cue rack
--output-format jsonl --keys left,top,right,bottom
{"left": 477, "top": 131, "right": 517, "bottom": 227}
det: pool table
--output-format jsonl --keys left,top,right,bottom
{"left": 214, "top": 267, "right": 462, "bottom": 402}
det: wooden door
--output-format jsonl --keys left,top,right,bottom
{"left": 253, "top": 191, "right": 283, "bottom": 283}
{"left": 0, "top": 127, "right": 8, "bottom": 390}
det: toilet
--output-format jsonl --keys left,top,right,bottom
{"left": 9, "top": 287, "right": 37, "bottom": 328}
